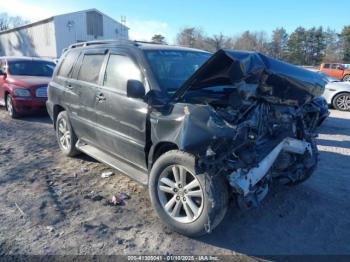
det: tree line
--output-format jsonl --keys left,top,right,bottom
{"left": 0, "top": 13, "right": 29, "bottom": 31}
{"left": 153, "top": 26, "right": 350, "bottom": 66}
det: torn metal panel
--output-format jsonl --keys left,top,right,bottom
{"left": 150, "top": 103, "right": 237, "bottom": 157}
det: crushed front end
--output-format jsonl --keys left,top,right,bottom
{"left": 158, "top": 49, "right": 330, "bottom": 208}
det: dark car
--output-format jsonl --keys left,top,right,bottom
{"left": 0, "top": 57, "right": 55, "bottom": 118}
{"left": 47, "top": 40, "right": 328, "bottom": 237}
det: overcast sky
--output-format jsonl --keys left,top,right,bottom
{"left": 0, "top": 0, "right": 349, "bottom": 43}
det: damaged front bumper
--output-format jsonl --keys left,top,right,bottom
{"left": 228, "top": 137, "right": 312, "bottom": 198}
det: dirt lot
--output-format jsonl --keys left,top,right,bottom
{"left": 0, "top": 107, "right": 349, "bottom": 257}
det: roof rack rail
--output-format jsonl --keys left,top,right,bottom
{"left": 68, "top": 39, "right": 168, "bottom": 50}
{"left": 133, "top": 40, "right": 168, "bottom": 45}
{"left": 68, "top": 39, "right": 132, "bottom": 49}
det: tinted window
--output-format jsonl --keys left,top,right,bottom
{"left": 103, "top": 54, "right": 142, "bottom": 92}
{"left": 331, "top": 64, "right": 339, "bottom": 69}
{"left": 323, "top": 64, "right": 330, "bottom": 68}
{"left": 57, "top": 51, "right": 80, "bottom": 77}
{"left": 144, "top": 50, "right": 211, "bottom": 94}
{"left": 78, "top": 54, "right": 105, "bottom": 84}
{"left": 8, "top": 60, "right": 55, "bottom": 77}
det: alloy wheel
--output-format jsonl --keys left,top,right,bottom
{"left": 57, "top": 118, "right": 71, "bottom": 150}
{"left": 157, "top": 165, "right": 204, "bottom": 223}
{"left": 336, "top": 94, "right": 350, "bottom": 111}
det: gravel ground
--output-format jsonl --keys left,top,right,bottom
{"left": 0, "top": 107, "right": 349, "bottom": 258}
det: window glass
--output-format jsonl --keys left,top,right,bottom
{"left": 77, "top": 54, "right": 105, "bottom": 84}
{"left": 323, "top": 64, "right": 330, "bottom": 68}
{"left": 57, "top": 51, "right": 80, "bottom": 77}
{"left": 8, "top": 60, "right": 55, "bottom": 77}
{"left": 144, "top": 50, "right": 211, "bottom": 94}
{"left": 86, "top": 11, "right": 103, "bottom": 37}
{"left": 331, "top": 64, "right": 339, "bottom": 69}
{"left": 103, "top": 54, "right": 142, "bottom": 92}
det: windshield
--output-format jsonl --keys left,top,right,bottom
{"left": 144, "top": 50, "right": 211, "bottom": 94}
{"left": 8, "top": 60, "right": 55, "bottom": 77}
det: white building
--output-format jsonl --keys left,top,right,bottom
{"left": 0, "top": 9, "right": 129, "bottom": 59}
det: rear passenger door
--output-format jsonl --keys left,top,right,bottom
{"left": 68, "top": 49, "right": 106, "bottom": 144}
{"left": 94, "top": 51, "right": 149, "bottom": 170}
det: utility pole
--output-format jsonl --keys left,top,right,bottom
{"left": 120, "top": 16, "right": 126, "bottom": 39}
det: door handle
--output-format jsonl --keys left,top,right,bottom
{"left": 66, "top": 83, "right": 73, "bottom": 89}
{"left": 96, "top": 93, "right": 106, "bottom": 102}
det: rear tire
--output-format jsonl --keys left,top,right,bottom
{"left": 56, "top": 111, "right": 79, "bottom": 157}
{"left": 6, "top": 94, "right": 19, "bottom": 118}
{"left": 332, "top": 93, "right": 350, "bottom": 111}
{"left": 149, "top": 150, "right": 228, "bottom": 237}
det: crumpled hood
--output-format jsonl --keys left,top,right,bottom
{"left": 173, "top": 49, "right": 327, "bottom": 106}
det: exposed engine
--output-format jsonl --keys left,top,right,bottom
{"left": 188, "top": 86, "right": 328, "bottom": 208}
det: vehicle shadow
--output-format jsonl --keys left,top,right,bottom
{"left": 19, "top": 114, "right": 52, "bottom": 124}
{"left": 0, "top": 106, "right": 51, "bottom": 124}
{"left": 75, "top": 153, "right": 99, "bottom": 163}
{"left": 319, "top": 116, "right": 350, "bottom": 136}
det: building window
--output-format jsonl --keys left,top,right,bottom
{"left": 86, "top": 11, "right": 103, "bottom": 37}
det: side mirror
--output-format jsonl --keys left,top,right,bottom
{"left": 127, "top": 80, "right": 145, "bottom": 99}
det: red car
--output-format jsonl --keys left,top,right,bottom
{"left": 0, "top": 57, "right": 55, "bottom": 118}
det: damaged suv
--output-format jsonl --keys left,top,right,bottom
{"left": 47, "top": 40, "right": 328, "bottom": 236}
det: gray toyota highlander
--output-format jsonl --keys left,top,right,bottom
{"left": 47, "top": 40, "right": 328, "bottom": 236}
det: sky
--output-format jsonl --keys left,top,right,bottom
{"left": 0, "top": 0, "right": 349, "bottom": 43}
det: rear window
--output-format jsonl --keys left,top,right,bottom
{"left": 57, "top": 51, "right": 80, "bottom": 78}
{"left": 323, "top": 64, "right": 330, "bottom": 68}
{"left": 77, "top": 54, "right": 105, "bottom": 84}
{"left": 8, "top": 60, "right": 55, "bottom": 77}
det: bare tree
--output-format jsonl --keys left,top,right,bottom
{"left": 176, "top": 27, "right": 208, "bottom": 50}
{"left": 0, "top": 13, "right": 29, "bottom": 31}
{"left": 206, "top": 33, "right": 234, "bottom": 52}
{"left": 269, "top": 27, "right": 289, "bottom": 60}
{"left": 233, "top": 30, "right": 269, "bottom": 53}
{"left": 323, "top": 28, "right": 342, "bottom": 62}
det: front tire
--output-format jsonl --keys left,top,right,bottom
{"left": 6, "top": 94, "right": 19, "bottom": 118}
{"left": 149, "top": 150, "right": 228, "bottom": 237}
{"left": 56, "top": 111, "right": 79, "bottom": 157}
{"left": 332, "top": 93, "right": 350, "bottom": 111}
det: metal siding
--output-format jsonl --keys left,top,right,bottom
{"left": 0, "top": 20, "right": 57, "bottom": 59}
{"left": 0, "top": 10, "right": 128, "bottom": 59}
{"left": 54, "top": 11, "right": 129, "bottom": 58}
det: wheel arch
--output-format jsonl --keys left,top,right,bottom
{"left": 4, "top": 91, "right": 10, "bottom": 107}
{"left": 148, "top": 141, "right": 179, "bottom": 170}
{"left": 331, "top": 91, "right": 350, "bottom": 107}
{"left": 53, "top": 105, "right": 66, "bottom": 129}
{"left": 342, "top": 74, "right": 350, "bottom": 81}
